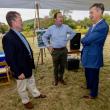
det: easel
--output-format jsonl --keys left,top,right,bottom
{"left": 37, "top": 47, "right": 46, "bottom": 66}
{"left": 34, "top": 1, "right": 46, "bottom": 65}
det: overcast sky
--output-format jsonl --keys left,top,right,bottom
{"left": 0, "top": 8, "right": 110, "bottom": 24}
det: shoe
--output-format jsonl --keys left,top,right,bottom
{"left": 24, "top": 102, "right": 34, "bottom": 109}
{"left": 35, "top": 94, "right": 46, "bottom": 99}
{"left": 82, "top": 95, "right": 96, "bottom": 99}
{"left": 60, "top": 79, "right": 67, "bottom": 85}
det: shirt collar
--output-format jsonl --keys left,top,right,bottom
{"left": 55, "top": 24, "right": 63, "bottom": 28}
{"left": 11, "top": 28, "right": 21, "bottom": 36}
{"left": 91, "top": 19, "right": 103, "bottom": 30}
{"left": 93, "top": 19, "right": 103, "bottom": 26}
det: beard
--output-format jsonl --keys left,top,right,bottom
{"left": 55, "top": 20, "right": 63, "bottom": 26}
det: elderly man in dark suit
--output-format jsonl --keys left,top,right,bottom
{"left": 2, "top": 11, "right": 46, "bottom": 109}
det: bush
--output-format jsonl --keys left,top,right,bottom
{"left": 0, "top": 24, "right": 8, "bottom": 34}
{"left": 22, "top": 31, "right": 34, "bottom": 38}
{"left": 75, "top": 25, "right": 88, "bottom": 34}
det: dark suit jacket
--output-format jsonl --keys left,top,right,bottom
{"left": 2, "top": 29, "right": 35, "bottom": 79}
{"left": 81, "top": 19, "right": 109, "bottom": 68}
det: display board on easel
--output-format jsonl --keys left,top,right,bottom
{"left": 36, "top": 29, "right": 47, "bottom": 48}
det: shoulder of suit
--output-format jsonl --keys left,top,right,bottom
{"left": 102, "top": 20, "right": 109, "bottom": 28}
{"left": 2, "top": 31, "right": 10, "bottom": 39}
{"left": 97, "top": 20, "right": 109, "bottom": 29}
{"left": 3, "top": 29, "right": 16, "bottom": 40}
{"left": 102, "top": 20, "right": 109, "bottom": 30}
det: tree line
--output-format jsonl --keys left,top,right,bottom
{"left": 0, "top": 9, "right": 110, "bottom": 36}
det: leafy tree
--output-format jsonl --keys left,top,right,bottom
{"left": 23, "top": 10, "right": 110, "bottom": 35}
{"left": 49, "top": 9, "right": 60, "bottom": 18}
{"left": 76, "top": 17, "right": 92, "bottom": 28}
{"left": 0, "top": 24, "right": 8, "bottom": 34}
{"left": 103, "top": 13, "right": 110, "bottom": 25}
{"left": 40, "top": 18, "right": 54, "bottom": 29}
{"left": 64, "top": 17, "right": 76, "bottom": 29}
{"left": 63, "top": 10, "right": 72, "bottom": 18}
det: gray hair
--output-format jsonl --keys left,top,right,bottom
{"left": 90, "top": 3, "right": 104, "bottom": 14}
{"left": 6, "top": 11, "right": 20, "bottom": 27}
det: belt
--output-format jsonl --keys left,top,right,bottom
{"left": 53, "top": 47, "right": 66, "bottom": 50}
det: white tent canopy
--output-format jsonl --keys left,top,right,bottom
{"left": 0, "top": 0, "right": 110, "bottom": 10}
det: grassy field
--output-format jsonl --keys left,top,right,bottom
{"left": 0, "top": 34, "right": 110, "bottom": 110}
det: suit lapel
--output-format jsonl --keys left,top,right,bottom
{"left": 83, "top": 19, "right": 104, "bottom": 41}
{"left": 10, "top": 29, "right": 32, "bottom": 55}
{"left": 91, "top": 19, "right": 104, "bottom": 32}
{"left": 20, "top": 33, "right": 33, "bottom": 54}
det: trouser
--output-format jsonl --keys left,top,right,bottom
{"left": 85, "top": 68, "right": 100, "bottom": 97}
{"left": 51, "top": 48, "right": 67, "bottom": 81}
{"left": 16, "top": 74, "right": 41, "bottom": 104}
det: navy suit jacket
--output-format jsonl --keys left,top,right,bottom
{"left": 81, "top": 19, "right": 109, "bottom": 68}
{"left": 2, "top": 29, "right": 35, "bottom": 79}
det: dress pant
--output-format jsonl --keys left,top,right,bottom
{"left": 51, "top": 48, "right": 67, "bottom": 81}
{"left": 85, "top": 68, "right": 100, "bottom": 97}
{"left": 16, "top": 74, "right": 41, "bottom": 104}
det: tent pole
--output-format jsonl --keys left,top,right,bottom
{"left": 36, "top": 3, "right": 40, "bottom": 29}
{"left": 33, "top": 9, "right": 36, "bottom": 43}
{"left": 36, "top": 2, "right": 44, "bottom": 64}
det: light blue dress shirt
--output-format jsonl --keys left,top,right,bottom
{"left": 42, "top": 24, "right": 76, "bottom": 48}
{"left": 12, "top": 29, "right": 32, "bottom": 56}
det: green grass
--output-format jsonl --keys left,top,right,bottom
{"left": 0, "top": 35, "right": 110, "bottom": 110}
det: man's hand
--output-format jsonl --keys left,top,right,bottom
{"left": 47, "top": 46, "right": 54, "bottom": 54}
{"left": 18, "top": 73, "right": 25, "bottom": 80}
